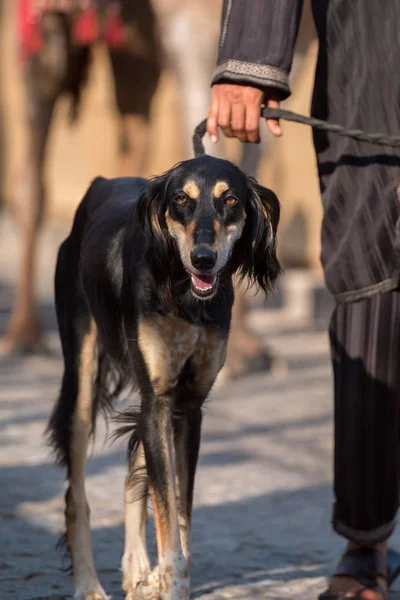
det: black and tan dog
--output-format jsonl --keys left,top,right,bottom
{"left": 47, "top": 155, "right": 281, "bottom": 600}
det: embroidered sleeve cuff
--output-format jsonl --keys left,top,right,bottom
{"left": 211, "top": 60, "right": 291, "bottom": 100}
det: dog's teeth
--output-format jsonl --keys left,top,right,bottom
{"left": 190, "top": 275, "right": 215, "bottom": 292}
{"left": 195, "top": 286, "right": 212, "bottom": 291}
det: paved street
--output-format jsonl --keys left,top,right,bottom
{"left": 1, "top": 218, "right": 400, "bottom": 600}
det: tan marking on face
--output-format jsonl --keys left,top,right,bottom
{"left": 213, "top": 219, "right": 221, "bottom": 238}
{"left": 213, "top": 211, "right": 246, "bottom": 272}
{"left": 166, "top": 210, "right": 196, "bottom": 266}
{"left": 214, "top": 211, "right": 246, "bottom": 244}
{"left": 212, "top": 180, "right": 229, "bottom": 198}
{"left": 183, "top": 180, "right": 200, "bottom": 199}
{"left": 166, "top": 209, "right": 185, "bottom": 235}
{"left": 138, "top": 314, "right": 200, "bottom": 395}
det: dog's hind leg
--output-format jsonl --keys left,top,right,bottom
{"left": 67, "top": 320, "right": 109, "bottom": 600}
{"left": 122, "top": 442, "right": 152, "bottom": 597}
{"left": 48, "top": 242, "right": 108, "bottom": 600}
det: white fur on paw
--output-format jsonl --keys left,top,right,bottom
{"left": 159, "top": 551, "right": 189, "bottom": 600}
{"left": 122, "top": 549, "right": 151, "bottom": 593}
{"left": 132, "top": 566, "right": 160, "bottom": 600}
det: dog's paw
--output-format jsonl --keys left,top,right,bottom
{"left": 74, "top": 587, "right": 110, "bottom": 600}
{"left": 122, "top": 548, "right": 152, "bottom": 594}
{"left": 129, "top": 566, "right": 159, "bottom": 600}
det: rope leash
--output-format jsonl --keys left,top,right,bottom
{"left": 193, "top": 107, "right": 400, "bottom": 158}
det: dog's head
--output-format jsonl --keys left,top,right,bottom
{"left": 138, "top": 156, "right": 281, "bottom": 301}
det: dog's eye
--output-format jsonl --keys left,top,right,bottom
{"left": 175, "top": 194, "right": 188, "bottom": 205}
{"left": 225, "top": 196, "right": 238, "bottom": 206}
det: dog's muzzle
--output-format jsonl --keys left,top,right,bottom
{"left": 186, "top": 246, "right": 219, "bottom": 299}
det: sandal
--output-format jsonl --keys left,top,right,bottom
{"left": 319, "top": 547, "right": 400, "bottom": 600}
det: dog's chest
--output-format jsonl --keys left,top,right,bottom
{"left": 137, "top": 313, "right": 226, "bottom": 394}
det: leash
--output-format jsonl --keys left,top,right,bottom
{"left": 193, "top": 107, "right": 400, "bottom": 158}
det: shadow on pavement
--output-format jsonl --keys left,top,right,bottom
{"left": 1, "top": 464, "right": 337, "bottom": 600}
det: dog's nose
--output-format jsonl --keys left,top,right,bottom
{"left": 190, "top": 246, "right": 217, "bottom": 271}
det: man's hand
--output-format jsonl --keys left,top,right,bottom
{"left": 207, "top": 83, "right": 282, "bottom": 144}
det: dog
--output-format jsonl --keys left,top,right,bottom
{"left": 47, "top": 154, "right": 280, "bottom": 600}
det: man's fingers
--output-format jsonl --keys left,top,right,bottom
{"left": 265, "top": 99, "right": 282, "bottom": 137}
{"left": 231, "top": 102, "right": 247, "bottom": 142}
{"left": 207, "top": 95, "right": 220, "bottom": 143}
{"left": 266, "top": 119, "right": 282, "bottom": 136}
{"left": 245, "top": 104, "right": 261, "bottom": 143}
{"left": 218, "top": 96, "right": 234, "bottom": 138}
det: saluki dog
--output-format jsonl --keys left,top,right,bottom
{"left": 47, "top": 155, "right": 281, "bottom": 600}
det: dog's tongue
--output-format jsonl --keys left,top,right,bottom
{"left": 191, "top": 274, "right": 216, "bottom": 290}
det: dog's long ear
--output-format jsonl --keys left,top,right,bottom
{"left": 234, "top": 178, "right": 282, "bottom": 294}
{"left": 136, "top": 172, "right": 174, "bottom": 278}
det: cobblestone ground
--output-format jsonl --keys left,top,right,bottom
{"left": 1, "top": 218, "right": 400, "bottom": 600}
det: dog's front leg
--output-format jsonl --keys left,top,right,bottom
{"left": 132, "top": 314, "right": 199, "bottom": 600}
{"left": 140, "top": 393, "right": 189, "bottom": 600}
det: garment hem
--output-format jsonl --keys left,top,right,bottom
{"left": 333, "top": 516, "right": 396, "bottom": 546}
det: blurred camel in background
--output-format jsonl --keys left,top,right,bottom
{"left": 2, "top": 0, "right": 161, "bottom": 353}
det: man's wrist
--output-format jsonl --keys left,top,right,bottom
{"left": 212, "top": 59, "right": 290, "bottom": 100}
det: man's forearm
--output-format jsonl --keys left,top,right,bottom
{"left": 212, "top": 0, "right": 304, "bottom": 100}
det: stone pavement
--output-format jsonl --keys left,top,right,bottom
{"left": 1, "top": 218, "right": 400, "bottom": 600}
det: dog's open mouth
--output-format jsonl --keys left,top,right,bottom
{"left": 185, "top": 269, "right": 219, "bottom": 299}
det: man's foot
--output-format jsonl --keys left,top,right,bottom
{"left": 321, "top": 542, "right": 387, "bottom": 600}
